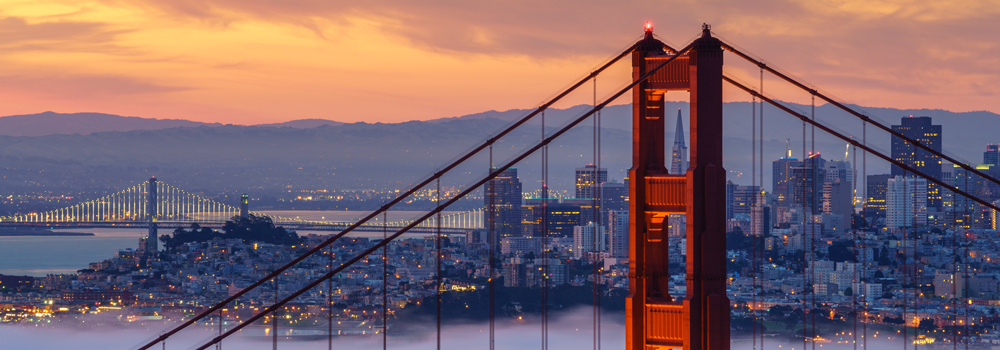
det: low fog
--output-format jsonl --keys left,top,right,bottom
{"left": 0, "top": 307, "right": 909, "bottom": 350}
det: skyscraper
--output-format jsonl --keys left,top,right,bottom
{"left": 670, "top": 109, "right": 688, "bottom": 175}
{"left": 985, "top": 144, "right": 999, "bottom": 166}
{"left": 891, "top": 116, "right": 942, "bottom": 209}
{"left": 789, "top": 153, "right": 827, "bottom": 215}
{"left": 608, "top": 210, "right": 629, "bottom": 258}
{"left": 484, "top": 168, "right": 523, "bottom": 238}
{"left": 726, "top": 181, "right": 760, "bottom": 220}
{"left": 886, "top": 176, "right": 928, "bottom": 229}
{"left": 865, "top": 174, "right": 890, "bottom": 219}
{"left": 772, "top": 142, "right": 798, "bottom": 208}
{"left": 599, "top": 180, "right": 628, "bottom": 213}
{"left": 574, "top": 164, "right": 607, "bottom": 199}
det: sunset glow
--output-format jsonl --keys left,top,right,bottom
{"left": 1, "top": 0, "right": 998, "bottom": 124}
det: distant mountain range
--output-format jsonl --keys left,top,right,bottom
{"left": 0, "top": 112, "right": 344, "bottom": 137}
{"left": 1, "top": 104, "right": 998, "bottom": 197}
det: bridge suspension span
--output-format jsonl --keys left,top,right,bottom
{"left": 120, "top": 24, "right": 1000, "bottom": 350}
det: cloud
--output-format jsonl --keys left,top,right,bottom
{"left": 0, "top": 16, "right": 135, "bottom": 54}
{"left": 0, "top": 73, "right": 190, "bottom": 99}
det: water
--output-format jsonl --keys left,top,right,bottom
{"left": 0, "top": 210, "right": 467, "bottom": 277}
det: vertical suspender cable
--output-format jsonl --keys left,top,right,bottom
{"left": 810, "top": 93, "right": 817, "bottom": 350}
{"left": 802, "top": 103, "right": 808, "bottom": 350}
{"left": 594, "top": 77, "right": 609, "bottom": 350}
{"left": 489, "top": 140, "right": 496, "bottom": 350}
{"left": 383, "top": 211, "right": 388, "bottom": 350}
{"left": 592, "top": 74, "right": 600, "bottom": 350}
{"left": 751, "top": 92, "right": 757, "bottom": 350}
{"left": 328, "top": 244, "right": 333, "bottom": 350}
{"left": 964, "top": 175, "right": 969, "bottom": 350}
{"left": 853, "top": 137, "right": 858, "bottom": 350}
{"left": 542, "top": 109, "right": 549, "bottom": 350}
{"left": 904, "top": 157, "right": 909, "bottom": 350}
{"left": 273, "top": 277, "right": 278, "bottom": 350}
{"left": 952, "top": 176, "right": 957, "bottom": 350}
{"left": 863, "top": 120, "right": 868, "bottom": 349}
{"left": 759, "top": 66, "right": 766, "bottom": 350}
{"left": 436, "top": 178, "right": 442, "bottom": 350}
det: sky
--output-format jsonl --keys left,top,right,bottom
{"left": 1, "top": 0, "right": 999, "bottom": 125}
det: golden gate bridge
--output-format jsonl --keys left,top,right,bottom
{"left": 11, "top": 23, "right": 994, "bottom": 350}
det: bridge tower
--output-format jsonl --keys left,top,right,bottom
{"left": 147, "top": 176, "right": 158, "bottom": 253}
{"left": 240, "top": 193, "right": 249, "bottom": 218}
{"left": 626, "top": 24, "right": 728, "bottom": 350}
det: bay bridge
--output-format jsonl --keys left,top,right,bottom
{"left": 9, "top": 24, "right": 997, "bottom": 350}
{"left": 0, "top": 177, "right": 487, "bottom": 235}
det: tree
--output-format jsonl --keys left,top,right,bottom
{"left": 919, "top": 318, "right": 937, "bottom": 331}
{"left": 844, "top": 287, "right": 854, "bottom": 296}
{"left": 223, "top": 214, "right": 301, "bottom": 245}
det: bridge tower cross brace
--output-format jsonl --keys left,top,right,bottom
{"left": 626, "top": 25, "right": 729, "bottom": 350}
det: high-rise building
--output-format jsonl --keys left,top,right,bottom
{"left": 886, "top": 176, "right": 928, "bottom": 229}
{"left": 726, "top": 181, "right": 760, "bottom": 220}
{"left": 951, "top": 164, "right": 1000, "bottom": 229}
{"left": 865, "top": 174, "right": 890, "bottom": 219}
{"left": 574, "top": 164, "right": 607, "bottom": 199}
{"left": 572, "top": 223, "right": 606, "bottom": 259}
{"left": 985, "top": 144, "right": 1000, "bottom": 166}
{"left": 772, "top": 144, "right": 799, "bottom": 207}
{"left": 484, "top": 168, "right": 523, "bottom": 238}
{"left": 891, "top": 116, "right": 942, "bottom": 209}
{"left": 607, "top": 210, "right": 629, "bottom": 258}
{"left": 750, "top": 191, "right": 769, "bottom": 236}
{"left": 599, "top": 180, "right": 628, "bottom": 213}
{"left": 670, "top": 109, "right": 688, "bottom": 175}
{"left": 789, "top": 153, "right": 827, "bottom": 215}
{"left": 524, "top": 199, "right": 582, "bottom": 238}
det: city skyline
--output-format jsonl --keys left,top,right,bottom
{"left": 2, "top": 7, "right": 1000, "bottom": 349}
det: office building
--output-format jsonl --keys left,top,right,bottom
{"left": 608, "top": 210, "right": 629, "bottom": 258}
{"left": 886, "top": 176, "right": 928, "bottom": 229}
{"left": 891, "top": 116, "right": 942, "bottom": 209}
{"left": 484, "top": 168, "right": 523, "bottom": 238}
{"left": 575, "top": 164, "right": 607, "bottom": 199}
{"left": 572, "top": 223, "right": 606, "bottom": 259}
{"left": 865, "top": 174, "right": 890, "bottom": 219}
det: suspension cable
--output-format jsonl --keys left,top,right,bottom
{"left": 751, "top": 86, "right": 758, "bottom": 350}
{"left": 802, "top": 99, "right": 808, "bottom": 350}
{"left": 489, "top": 140, "right": 496, "bottom": 350}
{"left": 591, "top": 72, "right": 602, "bottom": 350}
{"left": 759, "top": 64, "right": 766, "bottom": 350}
{"left": 541, "top": 108, "right": 549, "bottom": 350}
{"left": 186, "top": 42, "right": 697, "bottom": 350}
{"left": 383, "top": 211, "right": 388, "bottom": 350}
{"left": 437, "top": 178, "right": 442, "bottom": 350}
{"left": 328, "top": 243, "right": 333, "bottom": 350}
{"left": 133, "top": 39, "right": 641, "bottom": 350}
{"left": 862, "top": 119, "right": 868, "bottom": 350}
{"left": 810, "top": 92, "right": 817, "bottom": 350}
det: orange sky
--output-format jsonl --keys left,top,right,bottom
{"left": 1, "top": 0, "right": 998, "bottom": 124}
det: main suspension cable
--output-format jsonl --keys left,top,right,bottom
{"left": 188, "top": 42, "right": 697, "bottom": 350}
{"left": 134, "top": 38, "right": 642, "bottom": 350}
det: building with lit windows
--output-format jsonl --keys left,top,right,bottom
{"left": 891, "top": 116, "right": 942, "bottom": 209}
{"left": 484, "top": 168, "right": 522, "bottom": 238}
{"left": 574, "top": 164, "right": 607, "bottom": 199}
{"left": 886, "top": 176, "right": 928, "bottom": 229}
